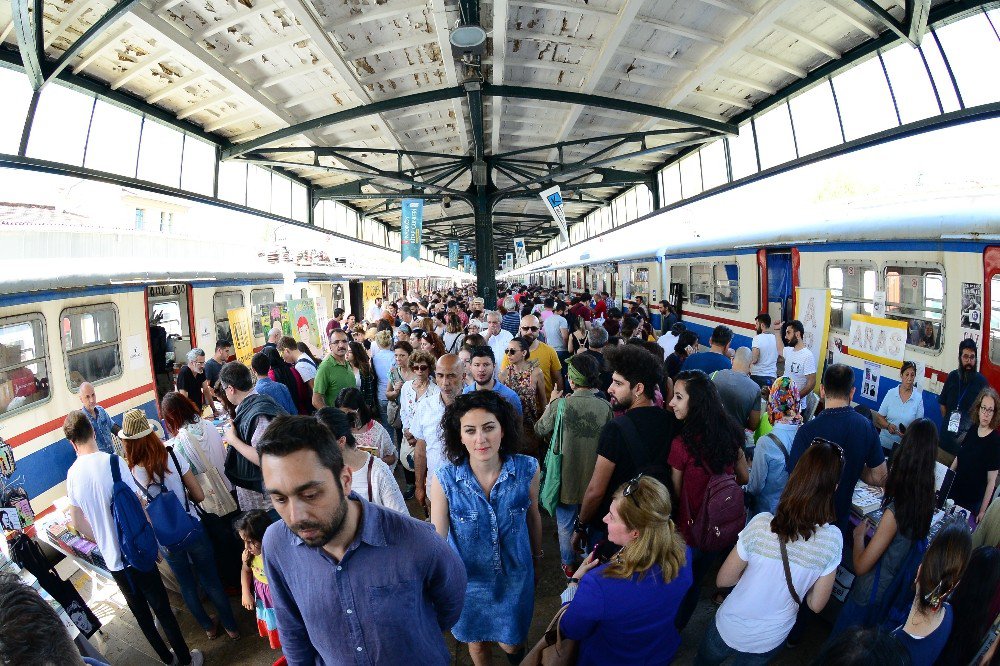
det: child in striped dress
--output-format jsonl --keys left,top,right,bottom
{"left": 236, "top": 510, "right": 281, "bottom": 649}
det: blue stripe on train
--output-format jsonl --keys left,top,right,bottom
{"left": 15, "top": 400, "right": 160, "bottom": 503}
{"left": 681, "top": 318, "right": 753, "bottom": 350}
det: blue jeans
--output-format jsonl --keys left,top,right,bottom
{"left": 555, "top": 503, "right": 580, "bottom": 566}
{"left": 377, "top": 400, "right": 392, "bottom": 443}
{"left": 695, "top": 618, "right": 782, "bottom": 665}
{"left": 164, "top": 529, "right": 238, "bottom": 633}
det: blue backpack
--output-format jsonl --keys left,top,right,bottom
{"left": 108, "top": 455, "right": 159, "bottom": 572}
{"left": 133, "top": 448, "right": 203, "bottom": 554}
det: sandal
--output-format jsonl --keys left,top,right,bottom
{"left": 225, "top": 629, "right": 241, "bottom": 640}
{"left": 205, "top": 618, "right": 220, "bottom": 640}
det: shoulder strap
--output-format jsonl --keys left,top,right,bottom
{"left": 779, "top": 538, "right": 802, "bottom": 605}
{"left": 109, "top": 454, "right": 122, "bottom": 484}
{"left": 167, "top": 447, "right": 192, "bottom": 514}
{"left": 766, "top": 433, "right": 791, "bottom": 470}
{"left": 367, "top": 455, "right": 375, "bottom": 502}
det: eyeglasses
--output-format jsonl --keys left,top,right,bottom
{"left": 810, "top": 437, "right": 845, "bottom": 464}
{"left": 981, "top": 405, "right": 996, "bottom": 413}
{"left": 521, "top": 326, "right": 540, "bottom": 332}
{"left": 412, "top": 364, "right": 430, "bottom": 371}
{"left": 623, "top": 474, "right": 644, "bottom": 506}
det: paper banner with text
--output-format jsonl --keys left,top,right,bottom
{"left": 847, "top": 314, "right": 908, "bottom": 368}
{"left": 313, "top": 296, "right": 329, "bottom": 353}
{"left": 540, "top": 185, "right": 570, "bottom": 244}
{"left": 794, "top": 288, "right": 832, "bottom": 392}
{"left": 227, "top": 307, "right": 255, "bottom": 366}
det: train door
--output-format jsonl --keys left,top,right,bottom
{"left": 348, "top": 280, "right": 364, "bottom": 320}
{"left": 759, "top": 249, "right": 798, "bottom": 324}
{"left": 147, "top": 284, "right": 193, "bottom": 367}
{"left": 982, "top": 246, "right": 1000, "bottom": 389}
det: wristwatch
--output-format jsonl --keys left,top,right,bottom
{"left": 567, "top": 577, "right": 580, "bottom": 585}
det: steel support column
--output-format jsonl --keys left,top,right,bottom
{"left": 473, "top": 186, "right": 497, "bottom": 306}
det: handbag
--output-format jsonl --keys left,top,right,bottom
{"left": 522, "top": 603, "right": 578, "bottom": 666}
{"left": 540, "top": 399, "right": 565, "bottom": 517}
{"left": 181, "top": 429, "right": 237, "bottom": 517}
{"left": 779, "top": 538, "right": 801, "bottom": 605}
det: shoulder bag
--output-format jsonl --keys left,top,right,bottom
{"left": 522, "top": 603, "right": 578, "bottom": 666}
{"left": 766, "top": 433, "right": 791, "bottom": 472}
{"left": 539, "top": 398, "right": 565, "bottom": 517}
{"left": 182, "top": 429, "right": 237, "bottom": 517}
{"left": 779, "top": 538, "right": 802, "bottom": 605}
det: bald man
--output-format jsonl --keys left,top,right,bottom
{"left": 500, "top": 314, "right": 563, "bottom": 396}
{"left": 711, "top": 347, "right": 763, "bottom": 431}
{"left": 411, "top": 354, "right": 466, "bottom": 511}
{"left": 78, "top": 382, "right": 120, "bottom": 454}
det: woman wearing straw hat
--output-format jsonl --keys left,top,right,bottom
{"left": 120, "top": 409, "right": 241, "bottom": 641}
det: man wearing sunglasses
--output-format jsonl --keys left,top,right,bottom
{"left": 501, "top": 315, "right": 563, "bottom": 397}
{"left": 789, "top": 363, "right": 887, "bottom": 533}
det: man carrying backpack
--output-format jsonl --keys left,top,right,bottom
{"left": 64, "top": 410, "right": 202, "bottom": 666}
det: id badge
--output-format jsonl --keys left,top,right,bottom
{"left": 947, "top": 410, "right": 961, "bottom": 433}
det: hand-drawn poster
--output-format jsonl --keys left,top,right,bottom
{"left": 259, "top": 303, "right": 291, "bottom": 339}
{"left": 794, "top": 288, "right": 832, "bottom": 390}
{"left": 847, "top": 314, "right": 907, "bottom": 369}
{"left": 288, "top": 299, "right": 322, "bottom": 356}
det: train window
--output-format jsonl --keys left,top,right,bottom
{"left": 884, "top": 265, "right": 945, "bottom": 351}
{"left": 990, "top": 275, "right": 1000, "bottom": 365}
{"left": 151, "top": 301, "right": 183, "bottom": 338}
{"left": 689, "top": 264, "right": 713, "bottom": 306}
{"left": 214, "top": 291, "right": 245, "bottom": 342}
{"left": 713, "top": 263, "right": 739, "bottom": 311}
{"left": 670, "top": 264, "right": 688, "bottom": 299}
{"left": 0, "top": 315, "right": 51, "bottom": 419}
{"left": 61, "top": 304, "right": 122, "bottom": 390}
{"left": 250, "top": 289, "right": 275, "bottom": 337}
{"left": 827, "top": 263, "right": 877, "bottom": 332}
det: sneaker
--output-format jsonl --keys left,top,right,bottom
{"left": 189, "top": 650, "right": 204, "bottom": 666}
{"left": 403, "top": 484, "right": 415, "bottom": 500}
{"left": 562, "top": 564, "right": 575, "bottom": 579}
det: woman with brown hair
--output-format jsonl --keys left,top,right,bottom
{"left": 415, "top": 329, "right": 447, "bottom": 358}
{"left": 559, "top": 475, "right": 693, "bottom": 665}
{"left": 346, "top": 341, "right": 378, "bottom": 413}
{"left": 694, "top": 439, "right": 844, "bottom": 664}
{"left": 442, "top": 313, "right": 466, "bottom": 354}
{"left": 948, "top": 386, "right": 1000, "bottom": 525}
{"left": 121, "top": 409, "right": 240, "bottom": 640}
{"left": 161, "top": 391, "right": 231, "bottom": 494}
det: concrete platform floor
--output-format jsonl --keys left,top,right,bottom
{"left": 75, "top": 484, "right": 830, "bottom": 665}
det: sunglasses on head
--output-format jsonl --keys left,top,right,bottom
{"left": 622, "top": 473, "right": 644, "bottom": 506}
{"left": 810, "top": 437, "right": 845, "bottom": 464}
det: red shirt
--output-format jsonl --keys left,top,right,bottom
{"left": 593, "top": 299, "right": 608, "bottom": 318}
{"left": 668, "top": 436, "right": 734, "bottom": 544}
{"left": 569, "top": 303, "right": 593, "bottom": 322}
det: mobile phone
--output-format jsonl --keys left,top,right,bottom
{"left": 592, "top": 539, "right": 621, "bottom": 564}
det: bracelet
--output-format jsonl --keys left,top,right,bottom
{"left": 567, "top": 577, "right": 579, "bottom": 585}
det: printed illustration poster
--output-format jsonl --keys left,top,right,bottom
{"left": 313, "top": 297, "right": 329, "bottom": 353}
{"left": 288, "top": 299, "right": 321, "bottom": 355}
{"left": 872, "top": 291, "right": 886, "bottom": 319}
{"left": 794, "top": 288, "right": 832, "bottom": 391}
{"left": 862, "top": 360, "right": 881, "bottom": 402}
{"left": 227, "top": 307, "right": 255, "bottom": 366}
{"left": 258, "top": 303, "right": 291, "bottom": 338}
{"left": 961, "top": 282, "right": 982, "bottom": 330}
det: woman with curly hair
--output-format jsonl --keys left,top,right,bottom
{"left": 430, "top": 390, "right": 542, "bottom": 666}
{"left": 668, "top": 369, "right": 749, "bottom": 630}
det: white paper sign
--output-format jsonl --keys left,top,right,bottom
{"left": 198, "top": 318, "right": 213, "bottom": 339}
{"left": 126, "top": 334, "right": 145, "bottom": 370}
{"left": 872, "top": 291, "right": 886, "bottom": 318}
{"left": 862, "top": 360, "right": 880, "bottom": 401}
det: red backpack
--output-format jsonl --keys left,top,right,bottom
{"left": 684, "top": 471, "right": 746, "bottom": 552}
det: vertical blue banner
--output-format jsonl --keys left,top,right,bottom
{"left": 448, "top": 241, "right": 459, "bottom": 269}
{"left": 470, "top": 260, "right": 476, "bottom": 274}
{"left": 400, "top": 198, "right": 423, "bottom": 262}
{"left": 463, "top": 254, "right": 472, "bottom": 273}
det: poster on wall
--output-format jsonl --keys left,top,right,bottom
{"left": 961, "top": 282, "right": 982, "bottom": 330}
{"left": 400, "top": 198, "right": 423, "bottom": 262}
{"left": 227, "top": 307, "right": 255, "bottom": 366}
{"left": 794, "top": 288, "right": 832, "bottom": 391}
{"left": 287, "top": 299, "right": 321, "bottom": 355}
{"left": 847, "top": 313, "right": 907, "bottom": 369}
{"left": 362, "top": 280, "right": 383, "bottom": 321}
{"left": 313, "top": 297, "right": 329, "bottom": 353}
{"left": 862, "top": 360, "right": 881, "bottom": 401}
{"left": 872, "top": 291, "right": 886, "bottom": 319}
{"left": 258, "top": 303, "right": 290, "bottom": 338}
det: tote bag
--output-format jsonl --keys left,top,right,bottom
{"left": 522, "top": 603, "right": 578, "bottom": 666}
{"left": 540, "top": 399, "right": 565, "bottom": 517}
{"left": 182, "top": 430, "right": 237, "bottom": 516}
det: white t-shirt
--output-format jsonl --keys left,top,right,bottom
{"left": 66, "top": 452, "right": 140, "bottom": 572}
{"left": 751, "top": 333, "right": 780, "bottom": 378}
{"left": 351, "top": 453, "right": 408, "bottom": 515}
{"left": 716, "top": 513, "right": 842, "bottom": 653}
{"left": 168, "top": 419, "right": 232, "bottom": 491}
{"left": 658, "top": 332, "right": 680, "bottom": 360}
{"left": 132, "top": 449, "right": 200, "bottom": 521}
{"left": 542, "top": 314, "right": 569, "bottom": 352}
{"left": 409, "top": 393, "right": 448, "bottom": 493}
{"left": 782, "top": 345, "right": 817, "bottom": 400}
{"left": 295, "top": 356, "right": 318, "bottom": 383}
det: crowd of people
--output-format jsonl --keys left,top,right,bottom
{"left": 7, "top": 283, "right": 1000, "bottom": 666}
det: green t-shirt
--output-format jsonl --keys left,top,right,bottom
{"left": 314, "top": 356, "right": 355, "bottom": 406}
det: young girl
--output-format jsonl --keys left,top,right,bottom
{"left": 890, "top": 522, "right": 971, "bottom": 666}
{"left": 237, "top": 510, "right": 280, "bottom": 650}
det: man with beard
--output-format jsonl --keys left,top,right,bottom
{"left": 781, "top": 319, "right": 817, "bottom": 414}
{"left": 938, "top": 338, "right": 989, "bottom": 462}
{"left": 572, "top": 344, "right": 677, "bottom": 550}
{"left": 259, "top": 416, "right": 466, "bottom": 665}
{"left": 411, "top": 354, "right": 466, "bottom": 511}
{"left": 749, "top": 313, "right": 781, "bottom": 389}
{"left": 462, "top": 346, "right": 523, "bottom": 417}
{"left": 501, "top": 314, "right": 563, "bottom": 397}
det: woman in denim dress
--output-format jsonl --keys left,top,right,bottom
{"left": 430, "top": 390, "right": 543, "bottom": 666}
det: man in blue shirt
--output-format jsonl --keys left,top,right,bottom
{"left": 78, "top": 382, "right": 119, "bottom": 454}
{"left": 259, "top": 416, "right": 467, "bottom": 665}
{"left": 250, "top": 352, "right": 298, "bottom": 416}
{"left": 789, "top": 363, "right": 887, "bottom": 534}
{"left": 462, "top": 346, "right": 523, "bottom": 416}
{"left": 938, "top": 338, "right": 989, "bottom": 458}
{"left": 681, "top": 325, "right": 734, "bottom": 375}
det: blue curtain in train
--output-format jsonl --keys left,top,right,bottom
{"left": 767, "top": 254, "right": 792, "bottom": 302}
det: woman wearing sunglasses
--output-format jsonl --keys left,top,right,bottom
{"left": 430, "top": 390, "right": 542, "bottom": 666}
{"left": 499, "top": 337, "right": 546, "bottom": 456}
{"left": 829, "top": 418, "right": 939, "bottom": 639}
{"left": 559, "top": 475, "right": 693, "bottom": 665}
{"left": 398, "top": 351, "right": 439, "bottom": 498}
{"left": 694, "top": 439, "right": 845, "bottom": 665}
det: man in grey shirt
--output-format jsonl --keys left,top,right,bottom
{"left": 542, "top": 298, "right": 570, "bottom": 361}
{"left": 711, "top": 347, "right": 762, "bottom": 431}
{"left": 259, "top": 415, "right": 466, "bottom": 665}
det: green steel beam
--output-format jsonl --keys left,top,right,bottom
{"left": 11, "top": 0, "right": 44, "bottom": 90}
{"left": 466, "top": 81, "right": 486, "bottom": 163}
{"left": 241, "top": 156, "right": 470, "bottom": 196}
{"left": 493, "top": 128, "right": 706, "bottom": 160}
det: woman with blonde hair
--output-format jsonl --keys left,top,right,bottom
{"left": 559, "top": 475, "right": 693, "bottom": 665}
